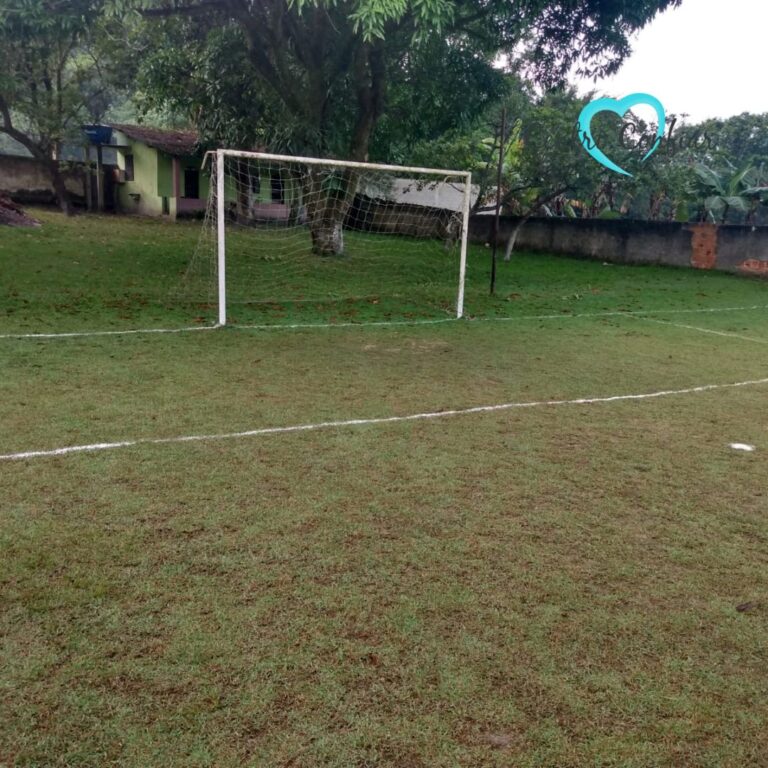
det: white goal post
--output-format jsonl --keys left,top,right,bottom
{"left": 207, "top": 149, "right": 472, "bottom": 327}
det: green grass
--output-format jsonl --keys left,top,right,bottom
{"left": 2, "top": 208, "right": 767, "bottom": 332}
{"left": 1, "top": 210, "right": 768, "bottom": 767}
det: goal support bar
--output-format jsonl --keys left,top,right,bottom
{"left": 216, "top": 151, "right": 226, "bottom": 326}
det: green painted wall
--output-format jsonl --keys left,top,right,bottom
{"left": 113, "top": 137, "right": 307, "bottom": 217}
{"left": 257, "top": 170, "right": 300, "bottom": 205}
{"left": 157, "top": 152, "right": 172, "bottom": 198}
{"left": 114, "top": 134, "right": 163, "bottom": 216}
{"left": 113, "top": 130, "right": 208, "bottom": 218}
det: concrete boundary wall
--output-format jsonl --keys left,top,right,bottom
{"left": 469, "top": 215, "right": 768, "bottom": 277}
{"left": 0, "top": 154, "right": 85, "bottom": 204}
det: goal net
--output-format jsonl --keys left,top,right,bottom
{"left": 179, "top": 150, "right": 472, "bottom": 327}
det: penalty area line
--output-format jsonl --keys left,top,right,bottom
{"left": 2, "top": 304, "right": 768, "bottom": 341}
{"left": 2, "top": 376, "right": 768, "bottom": 462}
{"left": 480, "top": 304, "right": 768, "bottom": 323}
{"left": 0, "top": 318, "right": 454, "bottom": 340}
{"left": 0, "top": 324, "right": 218, "bottom": 340}
{"left": 631, "top": 315, "right": 768, "bottom": 345}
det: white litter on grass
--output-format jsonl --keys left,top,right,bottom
{"left": 729, "top": 443, "right": 756, "bottom": 452}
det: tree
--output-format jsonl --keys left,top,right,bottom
{"left": 128, "top": 0, "right": 681, "bottom": 253}
{"left": 499, "top": 89, "right": 599, "bottom": 259}
{"left": 586, "top": 109, "right": 694, "bottom": 222}
{"left": 695, "top": 113, "right": 768, "bottom": 167}
{"left": 0, "top": 0, "right": 117, "bottom": 214}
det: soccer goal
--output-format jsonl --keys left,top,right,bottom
{"left": 180, "top": 150, "right": 472, "bottom": 327}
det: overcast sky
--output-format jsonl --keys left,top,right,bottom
{"left": 576, "top": 0, "right": 768, "bottom": 122}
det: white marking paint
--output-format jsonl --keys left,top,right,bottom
{"left": 730, "top": 443, "right": 756, "bottom": 452}
{"left": 2, "top": 376, "right": 767, "bottom": 462}
{"left": 0, "top": 324, "right": 218, "bottom": 340}
{"left": 1, "top": 304, "right": 767, "bottom": 341}
{"left": 480, "top": 304, "right": 768, "bottom": 324}
{"left": 0, "top": 318, "right": 454, "bottom": 340}
{"left": 236, "top": 318, "right": 455, "bottom": 331}
{"left": 633, "top": 315, "right": 768, "bottom": 345}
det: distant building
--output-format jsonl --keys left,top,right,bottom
{"left": 369, "top": 177, "right": 479, "bottom": 213}
{"left": 106, "top": 124, "right": 207, "bottom": 219}
{"left": 99, "top": 125, "right": 294, "bottom": 221}
{"left": 1, "top": 125, "right": 480, "bottom": 225}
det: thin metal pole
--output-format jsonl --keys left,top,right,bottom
{"left": 96, "top": 144, "right": 104, "bottom": 212}
{"left": 490, "top": 107, "right": 506, "bottom": 295}
{"left": 216, "top": 151, "right": 226, "bottom": 326}
{"left": 456, "top": 171, "right": 472, "bottom": 319}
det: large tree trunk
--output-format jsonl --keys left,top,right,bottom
{"left": 310, "top": 216, "right": 345, "bottom": 256}
{"left": 305, "top": 168, "right": 358, "bottom": 256}
{"left": 48, "top": 160, "right": 73, "bottom": 216}
{"left": 503, "top": 188, "right": 569, "bottom": 261}
{"left": 303, "top": 42, "right": 384, "bottom": 256}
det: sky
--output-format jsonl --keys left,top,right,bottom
{"left": 577, "top": 0, "right": 768, "bottom": 122}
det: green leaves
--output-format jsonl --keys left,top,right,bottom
{"left": 0, "top": 0, "right": 114, "bottom": 148}
{"left": 342, "top": 0, "right": 455, "bottom": 40}
{"left": 122, "top": 0, "right": 680, "bottom": 163}
{"left": 694, "top": 162, "right": 725, "bottom": 196}
{"left": 689, "top": 159, "right": 768, "bottom": 223}
{"left": 349, "top": 0, "right": 407, "bottom": 39}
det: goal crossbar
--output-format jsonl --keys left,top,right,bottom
{"left": 215, "top": 149, "right": 472, "bottom": 181}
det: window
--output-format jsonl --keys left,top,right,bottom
{"left": 184, "top": 168, "right": 200, "bottom": 199}
{"left": 124, "top": 153, "right": 134, "bottom": 182}
{"left": 270, "top": 171, "right": 284, "bottom": 203}
{"left": 250, "top": 174, "right": 261, "bottom": 195}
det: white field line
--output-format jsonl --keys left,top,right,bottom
{"left": 0, "top": 325, "right": 218, "bottom": 340}
{"left": 632, "top": 315, "right": 768, "bottom": 345}
{"left": 2, "top": 304, "right": 768, "bottom": 341}
{"left": 235, "top": 318, "right": 456, "bottom": 331}
{"left": 0, "top": 318, "right": 455, "bottom": 340}
{"left": 2, "top": 376, "right": 767, "bottom": 462}
{"left": 479, "top": 304, "right": 768, "bottom": 323}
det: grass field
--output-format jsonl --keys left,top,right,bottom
{"left": 4, "top": 210, "right": 768, "bottom": 332}
{"left": 1, "top": 210, "right": 767, "bottom": 767}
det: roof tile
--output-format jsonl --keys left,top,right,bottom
{"left": 109, "top": 124, "right": 200, "bottom": 156}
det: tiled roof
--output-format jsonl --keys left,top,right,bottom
{"left": 109, "top": 124, "right": 200, "bottom": 156}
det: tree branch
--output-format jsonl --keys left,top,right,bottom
{"left": 0, "top": 95, "right": 47, "bottom": 161}
{"left": 140, "top": 0, "right": 231, "bottom": 17}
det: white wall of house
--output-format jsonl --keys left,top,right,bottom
{"left": 361, "top": 178, "right": 480, "bottom": 212}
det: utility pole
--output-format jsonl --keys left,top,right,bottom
{"left": 490, "top": 107, "right": 506, "bottom": 295}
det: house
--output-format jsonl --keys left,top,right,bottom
{"left": 106, "top": 124, "right": 208, "bottom": 219}
{"left": 102, "top": 124, "right": 302, "bottom": 221}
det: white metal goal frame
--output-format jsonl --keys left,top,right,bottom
{"left": 213, "top": 149, "right": 473, "bottom": 326}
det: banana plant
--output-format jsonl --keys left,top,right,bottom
{"left": 689, "top": 159, "right": 768, "bottom": 223}
{"left": 740, "top": 162, "right": 768, "bottom": 224}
